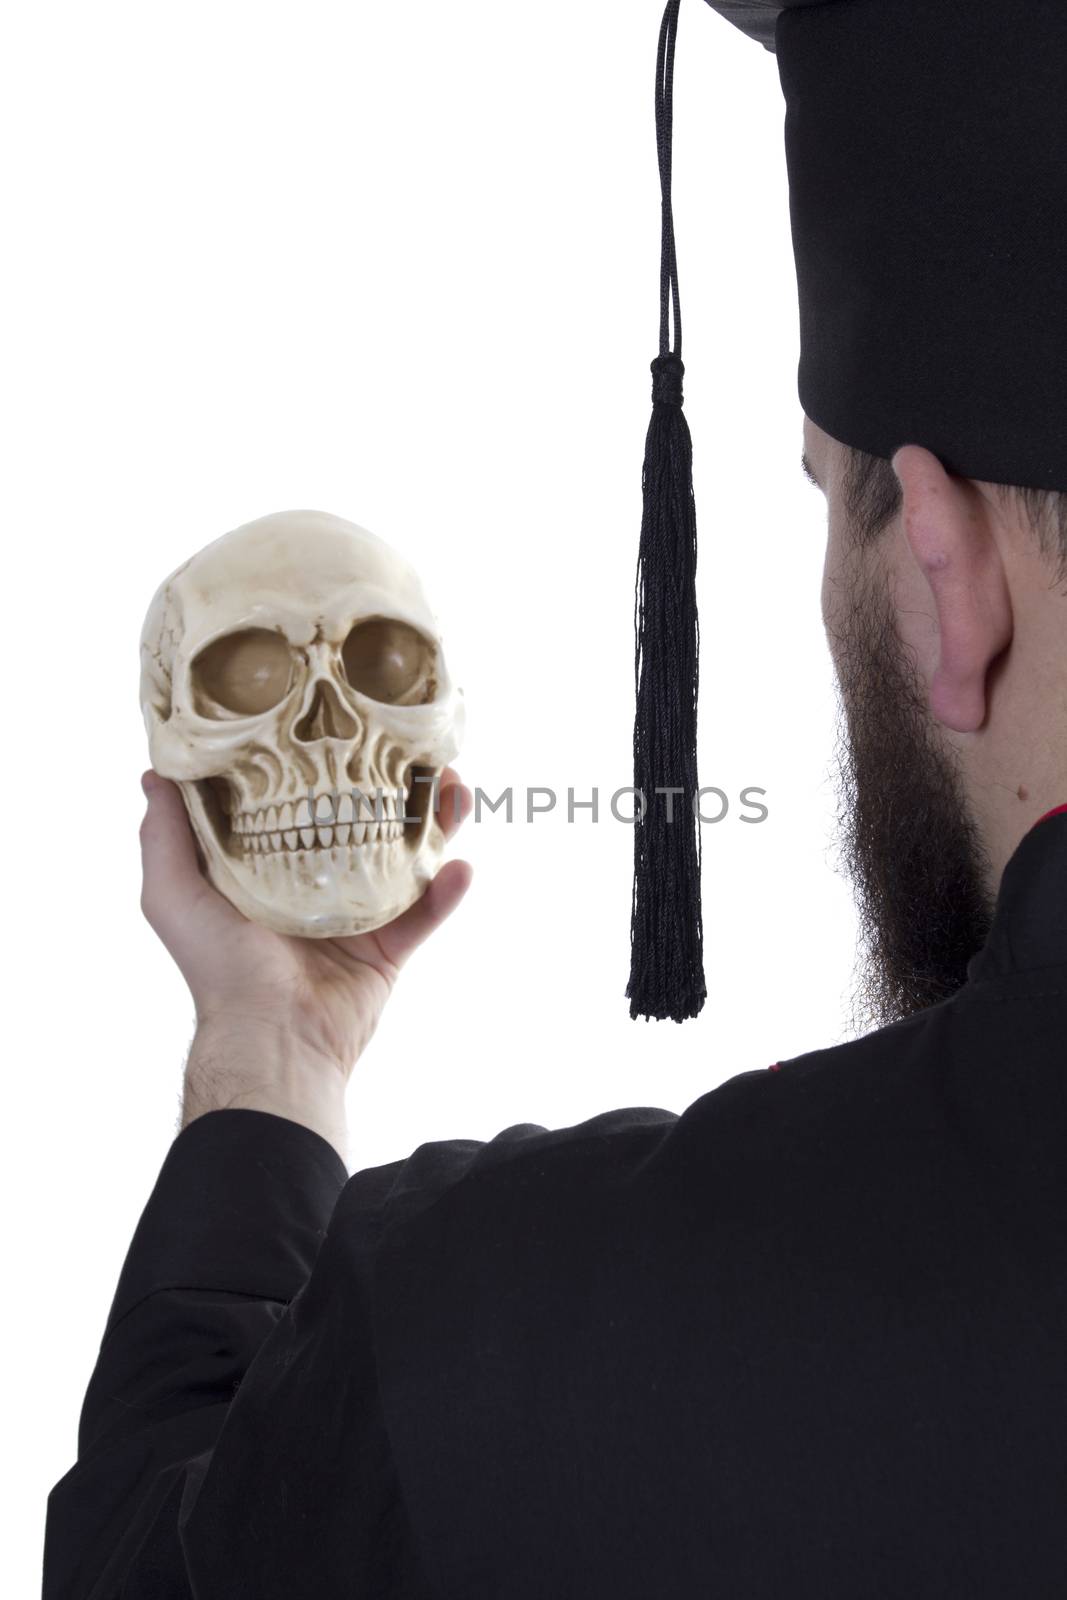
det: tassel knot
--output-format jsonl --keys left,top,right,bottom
{"left": 651, "top": 352, "right": 684, "bottom": 407}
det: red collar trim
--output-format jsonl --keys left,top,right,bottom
{"left": 1033, "top": 803, "right": 1067, "bottom": 829}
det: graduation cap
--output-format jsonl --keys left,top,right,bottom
{"left": 628, "top": 0, "right": 1067, "bottom": 1021}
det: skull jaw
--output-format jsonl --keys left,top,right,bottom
{"left": 179, "top": 776, "right": 444, "bottom": 938}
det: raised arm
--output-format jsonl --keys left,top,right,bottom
{"left": 43, "top": 769, "right": 471, "bottom": 1598}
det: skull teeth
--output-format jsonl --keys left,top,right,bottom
{"left": 240, "top": 820, "right": 404, "bottom": 854}
{"left": 234, "top": 792, "right": 408, "bottom": 856}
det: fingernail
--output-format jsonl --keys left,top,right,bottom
{"left": 141, "top": 770, "right": 158, "bottom": 796}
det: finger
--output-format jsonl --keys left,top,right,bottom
{"left": 436, "top": 775, "right": 473, "bottom": 842}
{"left": 139, "top": 771, "right": 233, "bottom": 942}
{"left": 374, "top": 857, "right": 473, "bottom": 970}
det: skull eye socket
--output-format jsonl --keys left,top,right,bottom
{"left": 341, "top": 617, "right": 436, "bottom": 705}
{"left": 191, "top": 628, "right": 294, "bottom": 717}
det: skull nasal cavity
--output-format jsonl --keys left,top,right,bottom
{"left": 294, "top": 681, "right": 359, "bottom": 742}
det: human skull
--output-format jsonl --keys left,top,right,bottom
{"left": 139, "top": 510, "right": 464, "bottom": 938}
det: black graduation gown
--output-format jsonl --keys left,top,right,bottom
{"left": 44, "top": 809, "right": 1067, "bottom": 1597}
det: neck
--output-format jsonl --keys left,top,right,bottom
{"left": 970, "top": 775, "right": 1067, "bottom": 891}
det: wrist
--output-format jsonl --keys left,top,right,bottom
{"left": 183, "top": 1017, "right": 349, "bottom": 1163}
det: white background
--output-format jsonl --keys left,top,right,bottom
{"left": 4, "top": 2, "right": 859, "bottom": 1588}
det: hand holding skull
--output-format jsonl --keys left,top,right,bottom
{"left": 137, "top": 511, "right": 472, "bottom": 1159}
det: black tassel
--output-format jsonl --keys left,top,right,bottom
{"left": 627, "top": 0, "right": 706, "bottom": 1022}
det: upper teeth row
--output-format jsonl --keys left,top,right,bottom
{"left": 235, "top": 791, "right": 407, "bottom": 835}
{"left": 243, "top": 818, "right": 404, "bottom": 854}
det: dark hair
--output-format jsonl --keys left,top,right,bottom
{"left": 841, "top": 443, "right": 1067, "bottom": 584}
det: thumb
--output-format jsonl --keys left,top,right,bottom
{"left": 372, "top": 857, "right": 474, "bottom": 971}
{"left": 139, "top": 770, "right": 212, "bottom": 939}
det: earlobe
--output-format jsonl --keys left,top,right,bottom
{"left": 892, "top": 444, "right": 1013, "bottom": 734}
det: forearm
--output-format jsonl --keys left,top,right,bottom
{"left": 45, "top": 1109, "right": 350, "bottom": 1597}
{"left": 183, "top": 1019, "right": 350, "bottom": 1164}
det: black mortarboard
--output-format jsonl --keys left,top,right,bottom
{"left": 628, "top": 0, "right": 1067, "bottom": 1021}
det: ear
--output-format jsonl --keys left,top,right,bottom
{"left": 891, "top": 444, "right": 1013, "bottom": 733}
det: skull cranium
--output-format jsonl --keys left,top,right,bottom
{"left": 139, "top": 509, "right": 464, "bottom": 937}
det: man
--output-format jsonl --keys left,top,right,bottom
{"left": 45, "top": 0, "right": 1067, "bottom": 1593}
{"left": 42, "top": 419, "right": 1067, "bottom": 1594}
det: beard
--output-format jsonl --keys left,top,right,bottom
{"left": 831, "top": 567, "right": 996, "bottom": 1032}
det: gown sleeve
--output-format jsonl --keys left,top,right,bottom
{"left": 42, "top": 1108, "right": 348, "bottom": 1600}
{"left": 173, "top": 1106, "right": 683, "bottom": 1597}
{"left": 44, "top": 1099, "right": 692, "bottom": 1597}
